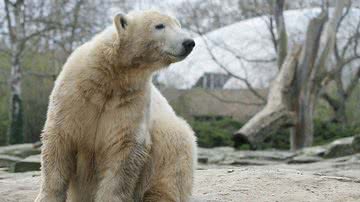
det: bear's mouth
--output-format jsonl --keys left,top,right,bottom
{"left": 164, "top": 51, "right": 189, "bottom": 60}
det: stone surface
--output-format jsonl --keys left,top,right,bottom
{"left": 0, "top": 144, "right": 40, "bottom": 158}
{"left": 1, "top": 158, "right": 360, "bottom": 202}
{"left": 287, "top": 155, "right": 323, "bottom": 164}
{"left": 198, "top": 147, "right": 295, "bottom": 166}
{"left": 192, "top": 168, "right": 360, "bottom": 202}
{"left": 197, "top": 147, "right": 234, "bottom": 164}
{"left": 11, "top": 155, "right": 41, "bottom": 173}
{"left": 324, "top": 137, "right": 354, "bottom": 158}
{"left": 220, "top": 159, "right": 278, "bottom": 166}
{"left": 228, "top": 150, "right": 295, "bottom": 161}
{"left": 353, "top": 135, "right": 360, "bottom": 153}
{"left": 297, "top": 146, "right": 327, "bottom": 157}
{"left": 0, "top": 140, "right": 359, "bottom": 201}
{"left": 0, "top": 155, "right": 22, "bottom": 168}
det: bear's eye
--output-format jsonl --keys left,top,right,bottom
{"left": 155, "top": 24, "right": 165, "bottom": 30}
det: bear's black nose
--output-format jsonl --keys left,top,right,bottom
{"left": 182, "top": 39, "right": 195, "bottom": 53}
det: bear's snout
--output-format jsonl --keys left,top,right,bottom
{"left": 182, "top": 39, "right": 195, "bottom": 54}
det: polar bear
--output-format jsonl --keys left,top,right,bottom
{"left": 35, "top": 10, "right": 196, "bottom": 202}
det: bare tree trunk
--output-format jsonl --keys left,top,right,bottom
{"left": 319, "top": 1, "right": 360, "bottom": 124}
{"left": 273, "top": 0, "right": 288, "bottom": 68}
{"left": 234, "top": 46, "right": 301, "bottom": 147}
{"left": 291, "top": 1, "right": 345, "bottom": 150}
{"left": 334, "top": 77, "right": 348, "bottom": 124}
{"left": 5, "top": 0, "right": 25, "bottom": 144}
{"left": 290, "top": 11, "right": 328, "bottom": 149}
{"left": 290, "top": 94, "right": 316, "bottom": 149}
{"left": 2, "top": 0, "right": 109, "bottom": 144}
{"left": 322, "top": 67, "right": 360, "bottom": 124}
{"left": 234, "top": 1, "right": 346, "bottom": 150}
{"left": 8, "top": 50, "right": 24, "bottom": 144}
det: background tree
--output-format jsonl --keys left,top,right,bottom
{"left": 1, "top": 0, "right": 110, "bottom": 144}
{"left": 235, "top": 0, "right": 350, "bottom": 150}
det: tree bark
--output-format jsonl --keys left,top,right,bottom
{"left": 234, "top": 46, "right": 301, "bottom": 147}
{"left": 8, "top": 56, "right": 23, "bottom": 144}
{"left": 5, "top": 0, "right": 25, "bottom": 144}
{"left": 273, "top": 0, "right": 288, "bottom": 68}
{"left": 290, "top": 11, "right": 328, "bottom": 150}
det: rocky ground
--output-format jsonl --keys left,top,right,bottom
{"left": 0, "top": 135, "right": 359, "bottom": 202}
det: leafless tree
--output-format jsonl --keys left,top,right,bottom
{"left": 199, "top": 36, "right": 268, "bottom": 104}
{"left": 2, "top": 0, "right": 110, "bottom": 144}
{"left": 235, "top": 0, "right": 349, "bottom": 150}
{"left": 320, "top": 3, "right": 360, "bottom": 123}
{"left": 4, "top": 0, "right": 53, "bottom": 144}
{"left": 176, "top": 0, "right": 246, "bottom": 34}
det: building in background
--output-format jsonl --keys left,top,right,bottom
{"left": 160, "top": 87, "right": 267, "bottom": 122}
{"left": 193, "top": 73, "right": 230, "bottom": 89}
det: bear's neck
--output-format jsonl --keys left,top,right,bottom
{"left": 90, "top": 37, "right": 154, "bottom": 98}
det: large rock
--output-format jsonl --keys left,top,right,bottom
{"left": 220, "top": 158, "right": 278, "bottom": 166}
{"left": 297, "top": 146, "right": 327, "bottom": 157}
{"left": 0, "top": 155, "right": 22, "bottom": 168}
{"left": 235, "top": 150, "right": 295, "bottom": 161}
{"left": 287, "top": 155, "right": 323, "bottom": 164}
{"left": 11, "top": 155, "right": 41, "bottom": 173}
{"left": 352, "top": 135, "right": 360, "bottom": 153}
{"left": 198, "top": 147, "right": 234, "bottom": 164}
{"left": 0, "top": 144, "right": 41, "bottom": 158}
{"left": 324, "top": 137, "right": 354, "bottom": 158}
{"left": 198, "top": 147, "right": 295, "bottom": 166}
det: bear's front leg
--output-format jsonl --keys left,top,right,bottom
{"left": 95, "top": 139, "right": 150, "bottom": 202}
{"left": 35, "top": 132, "right": 75, "bottom": 202}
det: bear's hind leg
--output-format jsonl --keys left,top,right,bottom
{"left": 143, "top": 184, "right": 178, "bottom": 202}
{"left": 143, "top": 118, "right": 196, "bottom": 202}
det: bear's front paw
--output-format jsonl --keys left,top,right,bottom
{"left": 35, "top": 193, "right": 65, "bottom": 202}
{"left": 95, "top": 190, "right": 133, "bottom": 202}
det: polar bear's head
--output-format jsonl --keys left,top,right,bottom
{"left": 113, "top": 11, "right": 195, "bottom": 68}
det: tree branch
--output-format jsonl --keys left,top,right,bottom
{"left": 203, "top": 90, "right": 265, "bottom": 106}
{"left": 234, "top": 46, "right": 302, "bottom": 145}
{"left": 321, "top": 92, "right": 341, "bottom": 110}
{"left": 273, "top": 0, "right": 288, "bottom": 69}
{"left": 208, "top": 38, "right": 276, "bottom": 63}
{"left": 345, "top": 67, "right": 360, "bottom": 97}
{"left": 4, "top": 0, "right": 15, "bottom": 43}
{"left": 200, "top": 36, "right": 267, "bottom": 103}
{"left": 334, "top": 0, "right": 352, "bottom": 62}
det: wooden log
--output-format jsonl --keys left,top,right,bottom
{"left": 234, "top": 46, "right": 301, "bottom": 147}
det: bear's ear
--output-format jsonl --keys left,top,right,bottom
{"left": 113, "top": 13, "right": 128, "bottom": 33}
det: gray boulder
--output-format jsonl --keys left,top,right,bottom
{"left": 297, "top": 146, "right": 327, "bottom": 157}
{"left": 0, "top": 144, "right": 40, "bottom": 158}
{"left": 197, "top": 147, "right": 234, "bottom": 164}
{"left": 221, "top": 158, "right": 278, "bottom": 166}
{"left": 11, "top": 155, "right": 41, "bottom": 173}
{"left": 237, "top": 150, "right": 295, "bottom": 161}
{"left": 0, "top": 155, "right": 22, "bottom": 168}
{"left": 198, "top": 147, "right": 295, "bottom": 166}
{"left": 352, "top": 135, "right": 360, "bottom": 153}
{"left": 287, "top": 155, "right": 323, "bottom": 164}
{"left": 324, "top": 137, "right": 354, "bottom": 158}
